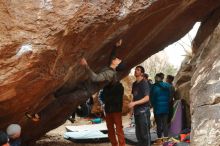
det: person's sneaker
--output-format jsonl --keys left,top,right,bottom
{"left": 25, "top": 113, "right": 40, "bottom": 122}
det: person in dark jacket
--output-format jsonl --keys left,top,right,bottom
{"left": 0, "top": 131, "right": 9, "bottom": 146}
{"left": 101, "top": 81, "right": 126, "bottom": 146}
{"left": 150, "top": 73, "right": 171, "bottom": 138}
{"left": 81, "top": 39, "right": 126, "bottom": 146}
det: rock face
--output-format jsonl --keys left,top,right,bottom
{"left": 0, "top": 0, "right": 220, "bottom": 144}
{"left": 175, "top": 8, "right": 220, "bottom": 146}
{"left": 190, "top": 11, "right": 220, "bottom": 146}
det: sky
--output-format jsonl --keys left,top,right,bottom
{"left": 130, "top": 22, "right": 201, "bottom": 75}
{"left": 163, "top": 22, "right": 201, "bottom": 68}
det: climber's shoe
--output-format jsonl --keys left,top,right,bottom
{"left": 25, "top": 112, "right": 40, "bottom": 122}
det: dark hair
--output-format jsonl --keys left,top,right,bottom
{"left": 143, "top": 73, "right": 149, "bottom": 79}
{"left": 116, "top": 61, "right": 125, "bottom": 72}
{"left": 136, "top": 66, "right": 145, "bottom": 73}
{"left": 108, "top": 56, "right": 117, "bottom": 66}
{"left": 0, "top": 131, "right": 8, "bottom": 145}
{"left": 156, "top": 72, "right": 164, "bottom": 80}
{"left": 167, "top": 75, "right": 174, "bottom": 82}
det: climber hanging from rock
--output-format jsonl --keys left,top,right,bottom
{"left": 80, "top": 39, "right": 125, "bottom": 84}
{"left": 25, "top": 39, "right": 125, "bottom": 122}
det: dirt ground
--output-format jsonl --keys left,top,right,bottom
{"left": 34, "top": 115, "right": 135, "bottom": 146}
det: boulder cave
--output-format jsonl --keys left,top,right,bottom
{"left": 0, "top": 0, "right": 220, "bottom": 145}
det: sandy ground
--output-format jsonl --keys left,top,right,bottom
{"left": 34, "top": 115, "right": 135, "bottom": 146}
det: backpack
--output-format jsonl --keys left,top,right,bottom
{"left": 102, "top": 81, "right": 124, "bottom": 104}
{"left": 102, "top": 81, "right": 124, "bottom": 113}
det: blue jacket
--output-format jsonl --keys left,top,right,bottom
{"left": 150, "top": 81, "right": 171, "bottom": 115}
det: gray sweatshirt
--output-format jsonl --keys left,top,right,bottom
{"left": 86, "top": 66, "right": 118, "bottom": 83}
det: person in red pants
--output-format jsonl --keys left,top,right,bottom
{"left": 81, "top": 39, "right": 126, "bottom": 146}
{"left": 101, "top": 81, "right": 126, "bottom": 146}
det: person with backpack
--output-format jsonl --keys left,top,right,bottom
{"left": 150, "top": 73, "right": 171, "bottom": 138}
{"left": 81, "top": 40, "right": 126, "bottom": 146}
{"left": 129, "top": 66, "right": 151, "bottom": 146}
{"left": 25, "top": 40, "right": 125, "bottom": 122}
{"left": 101, "top": 81, "right": 126, "bottom": 146}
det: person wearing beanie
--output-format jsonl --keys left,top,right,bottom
{"left": 6, "top": 124, "right": 21, "bottom": 146}
{"left": 0, "top": 131, "right": 9, "bottom": 146}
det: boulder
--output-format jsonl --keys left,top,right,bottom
{"left": 0, "top": 0, "right": 220, "bottom": 144}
